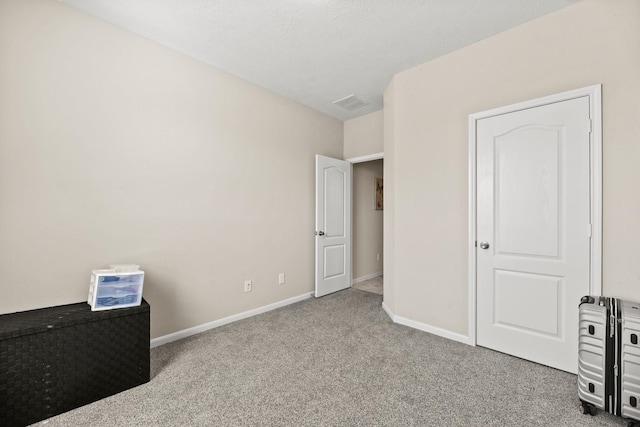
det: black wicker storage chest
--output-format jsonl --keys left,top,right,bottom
{"left": 0, "top": 299, "right": 150, "bottom": 426}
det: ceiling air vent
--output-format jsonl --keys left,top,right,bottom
{"left": 333, "top": 94, "right": 369, "bottom": 111}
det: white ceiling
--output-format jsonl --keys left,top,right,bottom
{"left": 60, "top": 0, "right": 579, "bottom": 121}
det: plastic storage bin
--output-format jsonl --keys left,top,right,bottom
{"left": 88, "top": 270, "right": 144, "bottom": 311}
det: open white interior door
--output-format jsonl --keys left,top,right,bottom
{"left": 315, "top": 155, "right": 352, "bottom": 297}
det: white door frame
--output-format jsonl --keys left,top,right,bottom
{"left": 346, "top": 153, "right": 384, "bottom": 164}
{"left": 467, "top": 85, "right": 602, "bottom": 346}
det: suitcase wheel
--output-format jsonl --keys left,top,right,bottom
{"left": 627, "top": 421, "right": 640, "bottom": 427}
{"left": 580, "top": 400, "right": 596, "bottom": 416}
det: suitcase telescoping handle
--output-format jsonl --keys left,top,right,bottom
{"left": 580, "top": 295, "right": 595, "bottom": 305}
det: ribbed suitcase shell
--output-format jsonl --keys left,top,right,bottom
{"left": 579, "top": 296, "right": 640, "bottom": 426}
{"left": 621, "top": 300, "right": 640, "bottom": 421}
{"left": 578, "top": 296, "right": 609, "bottom": 410}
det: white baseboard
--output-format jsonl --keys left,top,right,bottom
{"left": 352, "top": 271, "right": 383, "bottom": 285}
{"left": 150, "top": 292, "right": 314, "bottom": 348}
{"left": 382, "top": 301, "right": 394, "bottom": 319}
{"left": 381, "top": 301, "right": 473, "bottom": 346}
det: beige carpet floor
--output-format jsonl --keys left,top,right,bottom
{"left": 35, "top": 289, "right": 624, "bottom": 426}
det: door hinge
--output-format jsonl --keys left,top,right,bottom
{"left": 588, "top": 119, "right": 592, "bottom": 133}
{"left": 587, "top": 224, "right": 592, "bottom": 238}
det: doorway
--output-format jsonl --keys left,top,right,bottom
{"left": 314, "top": 153, "right": 384, "bottom": 297}
{"left": 350, "top": 155, "right": 384, "bottom": 295}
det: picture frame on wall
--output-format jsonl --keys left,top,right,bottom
{"left": 375, "top": 177, "right": 383, "bottom": 210}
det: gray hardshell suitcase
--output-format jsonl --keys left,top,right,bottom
{"left": 579, "top": 296, "right": 640, "bottom": 426}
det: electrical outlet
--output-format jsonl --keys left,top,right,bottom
{"left": 278, "top": 273, "right": 285, "bottom": 284}
{"left": 244, "top": 280, "right": 252, "bottom": 293}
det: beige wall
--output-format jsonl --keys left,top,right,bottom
{"left": 0, "top": 0, "right": 343, "bottom": 339}
{"left": 345, "top": 111, "right": 385, "bottom": 282}
{"left": 352, "top": 160, "right": 383, "bottom": 280}
{"left": 344, "top": 111, "right": 383, "bottom": 159}
{"left": 385, "top": 0, "right": 640, "bottom": 336}
{"left": 383, "top": 80, "right": 397, "bottom": 313}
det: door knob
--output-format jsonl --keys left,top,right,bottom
{"left": 316, "top": 231, "right": 325, "bottom": 236}
{"left": 479, "top": 241, "right": 490, "bottom": 249}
